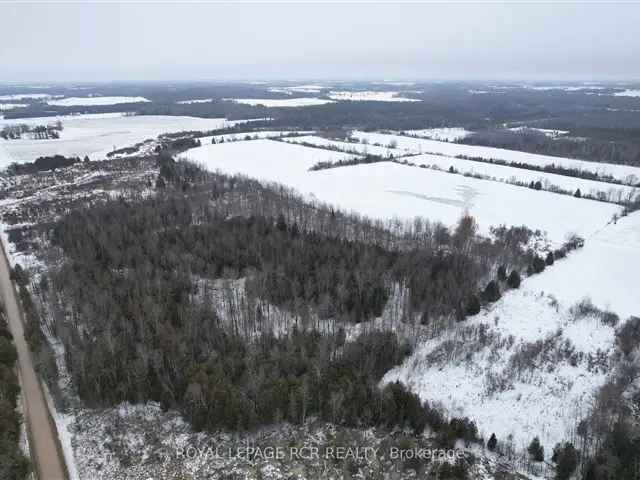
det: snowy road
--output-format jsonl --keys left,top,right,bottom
{"left": 0, "top": 244, "right": 68, "bottom": 480}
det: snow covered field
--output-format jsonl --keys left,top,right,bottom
{"left": 47, "top": 96, "right": 150, "bottom": 106}
{"left": 224, "top": 98, "right": 334, "bottom": 107}
{"left": 413, "top": 153, "right": 638, "bottom": 202}
{"left": 613, "top": 89, "right": 640, "bottom": 97}
{"left": 327, "top": 91, "right": 420, "bottom": 102}
{"left": 183, "top": 139, "right": 622, "bottom": 243}
{"left": 352, "top": 131, "right": 640, "bottom": 185}
{"left": 0, "top": 103, "right": 28, "bottom": 111}
{"left": 282, "top": 135, "right": 405, "bottom": 157}
{"left": 402, "top": 127, "right": 473, "bottom": 142}
{"left": 0, "top": 114, "right": 232, "bottom": 166}
{"left": 524, "top": 211, "right": 640, "bottom": 318}
{"left": 199, "top": 130, "right": 314, "bottom": 144}
{"left": 383, "top": 285, "right": 616, "bottom": 454}
{"left": 384, "top": 212, "right": 640, "bottom": 455}
{"left": 0, "top": 93, "right": 54, "bottom": 101}
{"left": 176, "top": 98, "right": 213, "bottom": 104}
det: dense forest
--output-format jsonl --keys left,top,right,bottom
{"left": 22, "top": 157, "right": 539, "bottom": 442}
{"left": 461, "top": 129, "right": 640, "bottom": 168}
{"left": 0, "top": 304, "right": 31, "bottom": 480}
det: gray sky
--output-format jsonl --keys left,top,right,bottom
{"left": 1, "top": 2, "right": 639, "bottom": 82}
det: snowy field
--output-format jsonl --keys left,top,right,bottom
{"left": 0, "top": 114, "right": 234, "bottom": 166}
{"left": 613, "top": 89, "right": 640, "bottom": 97}
{"left": 0, "top": 93, "right": 54, "bottom": 101}
{"left": 524, "top": 211, "right": 640, "bottom": 319}
{"left": 384, "top": 212, "right": 640, "bottom": 454}
{"left": 282, "top": 135, "right": 405, "bottom": 158}
{"left": 183, "top": 139, "right": 622, "bottom": 243}
{"left": 352, "top": 131, "right": 640, "bottom": 185}
{"left": 47, "top": 96, "right": 150, "bottom": 106}
{"left": 327, "top": 91, "right": 420, "bottom": 102}
{"left": 402, "top": 127, "right": 473, "bottom": 142}
{"left": 224, "top": 98, "right": 334, "bottom": 107}
{"left": 0, "top": 103, "right": 28, "bottom": 111}
{"left": 269, "top": 84, "right": 325, "bottom": 94}
{"left": 199, "top": 130, "right": 314, "bottom": 144}
{"left": 413, "top": 153, "right": 639, "bottom": 202}
{"left": 384, "top": 284, "right": 616, "bottom": 454}
{"left": 176, "top": 98, "right": 213, "bottom": 104}
{"left": 508, "top": 127, "right": 569, "bottom": 137}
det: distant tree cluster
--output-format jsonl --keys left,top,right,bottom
{"left": 7, "top": 155, "right": 81, "bottom": 175}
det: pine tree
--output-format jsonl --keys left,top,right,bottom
{"left": 574, "top": 188, "right": 582, "bottom": 198}
{"left": 507, "top": 270, "right": 521, "bottom": 289}
{"left": 482, "top": 280, "right": 501, "bottom": 303}
{"left": 465, "top": 294, "right": 481, "bottom": 316}
{"left": 497, "top": 265, "right": 507, "bottom": 282}
{"left": 528, "top": 436, "right": 544, "bottom": 462}
{"left": 487, "top": 433, "right": 497, "bottom": 451}
{"left": 545, "top": 251, "right": 555, "bottom": 266}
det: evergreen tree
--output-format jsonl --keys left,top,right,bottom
{"left": 482, "top": 280, "right": 501, "bottom": 303}
{"left": 507, "top": 270, "right": 521, "bottom": 289}
{"left": 487, "top": 433, "right": 497, "bottom": 451}
{"left": 465, "top": 294, "right": 481, "bottom": 316}
{"left": 497, "top": 265, "right": 507, "bottom": 282}
{"left": 574, "top": 188, "right": 582, "bottom": 198}
{"left": 528, "top": 436, "right": 544, "bottom": 462}
{"left": 545, "top": 251, "right": 555, "bottom": 266}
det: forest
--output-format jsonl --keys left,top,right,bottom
{"left": 19, "top": 156, "right": 539, "bottom": 445}
{"left": 0, "top": 304, "right": 31, "bottom": 480}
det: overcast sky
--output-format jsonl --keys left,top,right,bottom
{"left": 1, "top": 2, "right": 639, "bottom": 82}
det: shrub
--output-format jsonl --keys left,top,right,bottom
{"left": 545, "top": 251, "right": 555, "bottom": 266}
{"left": 532, "top": 255, "right": 546, "bottom": 274}
{"left": 552, "top": 442, "right": 578, "bottom": 480}
{"left": 507, "top": 270, "right": 521, "bottom": 289}
{"left": 616, "top": 316, "right": 640, "bottom": 356}
{"left": 497, "top": 265, "right": 507, "bottom": 281}
{"left": 465, "top": 294, "right": 481, "bottom": 316}
{"left": 482, "top": 280, "right": 501, "bottom": 303}
{"left": 487, "top": 433, "right": 497, "bottom": 451}
{"left": 528, "top": 436, "right": 544, "bottom": 462}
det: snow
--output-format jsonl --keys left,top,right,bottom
{"left": 383, "top": 212, "right": 640, "bottom": 454}
{"left": 403, "top": 128, "right": 473, "bottom": 142}
{"left": 224, "top": 98, "right": 334, "bottom": 107}
{"left": 352, "top": 131, "right": 640, "bottom": 185}
{"left": 199, "top": 130, "right": 314, "bottom": 144}
{"left": 269, "top": 85, "right": 326, "bottom": 94}
{"left": 383, "top": 284, "right": 616, "bottom": 454}
{"left": 282, "top": 135, "right": 405, "bottom": 158}
{"left": 0, "top": 114, "right": 231, "bottom": 166}
{"left": 47, "top": 96, "right": 150, "bottom": 106}
{"left": 176, "top": 98, "right": 213, "bottom": 104}
{"left": 183, "top": 139, "right": 622, "bottom": 243}
{"left": 412, "top": 152, "right": 639, "bottom": 202}
{"left": 508, "top": 127, "right": 569, "bottom": 138}
{"left": 182, "top": 139, "right": 358, "bottom": 179}
{"left": 0, "top": 93, "right": 54, "bottom": 101}
{"left": 327, "top": 91, "right": 420, "bottom": 102}
{"left": 613, "top": 89, "right": 640, "bottom": 97}
{"left": 523, "top": 211, "right": 640, "bottom": 318}
{"left": 0, "top": 103, "right": 28, "bottom": 110}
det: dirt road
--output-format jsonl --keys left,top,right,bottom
{"left": 0, "top": 245, "right": 68, "bottom": 480}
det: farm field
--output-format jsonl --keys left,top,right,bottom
{"left": 183, "top": 139, "right": 622, "bottom": 243}
{"left": 0, "top": 114, "right": 236, "bottom": 166}
{"left": 327, "top": 91, "right": 420, "bottom": 102}
{"left": 224, "top": 97, "right": 334, "bottom": 107}
{"left": 352, "top": 131, "right": 640, "bottom": 185}
{"left": 402, "top": 127, "right": 473, "bottom": 141}
{"left": 282, "top": 135, "right": 405, "bottom": 157}
{"left": 46, "top": 96, "right": 151, "bottom": 106}
{"left": 413, "top": 152, "right": 639, "bottom": 202}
